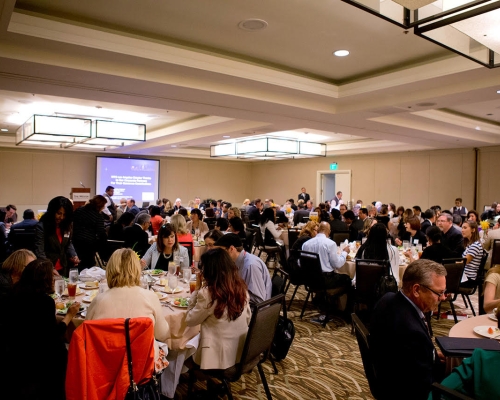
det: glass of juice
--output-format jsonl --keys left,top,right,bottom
{"left": 189, "top": 278, "right": 197, "bottom": 293}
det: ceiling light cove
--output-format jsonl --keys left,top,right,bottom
{"left": 333, "top": 50, "right": 350, "bottom": 57}
{"left": 238, "top": 19, "right": 268, "bottom": 31}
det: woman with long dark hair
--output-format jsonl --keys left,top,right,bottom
{"left": 186, "top": 248, "right": 251, "bottom": 369}
{"left": 35, "top": 196, "right": 79, "bottom": 275}
{"left": 72, "top": 195, "right": 108, "bottom": 270}
{"left": 260, "top": 207, "right": 283, "bottom": 246}
{"left": 1, "top": 258, "right": 80, "bottom": 399}
{"left": 461, "top": 220, "right": 483, "bottom": 288}
{"left": 356, "top": 223, "right": 399, "bottom": 286}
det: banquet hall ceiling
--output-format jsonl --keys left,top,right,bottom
{"left": 0, "top": 0, "right": 500, "bottom": 159}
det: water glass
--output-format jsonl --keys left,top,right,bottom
{"left": 69, "top": 268, "right": 79, "bottom": 283}
{"left": 168, "top": 276, "right": 178, "bottom": 293}
{"left": 168, "top": 262, "right": 176, "bottom": 276}
{"left": 402, "top": 240, "right": 410, "bottom": 251}
{"left": 183, "top": 268, "right": 191, "bottom": 283}
{"left": 54, "top": 277, "right": 65, "bottom": 299}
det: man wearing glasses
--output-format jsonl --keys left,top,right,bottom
{"left": 370, "top": 259, "right": 447, "bottom": 400}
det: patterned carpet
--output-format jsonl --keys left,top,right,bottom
{"left": 173, "top": 281, "right": 478, "bottom": 400}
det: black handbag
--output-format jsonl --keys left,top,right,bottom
{"left": 124, "top": 318, "right": 161, "bottom": 400}
{"left": 374, "top": 261, "right": 398, "bottom": 300}
{"left": 271, "top": 296, "right": 295, "bottom": 361}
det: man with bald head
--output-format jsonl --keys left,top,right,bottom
{"left": 302, "top": 221, "right": 352, "bottom": 323}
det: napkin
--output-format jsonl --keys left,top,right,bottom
{"left": 79, "top": 267, "right": 106, "bottom": 281}
{"left": 340, "top": 239, "right": 349, "bottom": 251}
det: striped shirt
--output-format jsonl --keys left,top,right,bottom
{"left": 462, "top": 240, "right": 483, "bottom": 280}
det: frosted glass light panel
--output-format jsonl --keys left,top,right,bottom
{"left": 210, "top": 143, "right": 236, "bottom": 157}
{"left": 299, "top": 142, "right": 327, "bottom": 157}
{"left": 16, "top": 114, "right": 91, "bottom": 145}
{"left": 93, "top": 120, "right": 146, "bottom": 144}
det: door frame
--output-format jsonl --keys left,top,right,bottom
{"left": 316, "top": 170, "right": 351, "bottom": 204}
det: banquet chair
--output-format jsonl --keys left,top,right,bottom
{"left": 244, "top": 228, "right": 256, "bottom": 253}
{"left": 353, "top": 259, "right": 388, "bottom": 325}
{"left": 457, "top": 250, "right": 488, "bottom": 316}
{"left": 298, "top": 250, "right": 348, "bottom": 324}
{"left": 204, "top": 217, "right": 217, "bottom": 230}
{"left": 285, "top": 249, "right": 307, "bottom": 310}
{"left": 287, "top": 229, "right": 300, "bottom": 250}
{"left": 8, "top": 228, "right": 36, "bottom": 252}
{"left": 179, "top": 241, "right": 194, "bottom": 266}
{"left": 98, "top": 239, "right": 126, "bottom": 265}
{"left": 430, "top": 383, "right": 473, "bottom": 400}
{"left": 332, "top": 231, "right": 350, "bottom": 246}
{"left": 351, "top": 313, "right": 380, "bottom": 399}
{"left": 437, "top": 258, "right": 466, "bottom": 324}
{"left": 253, "top": 229, "right": 281, "bottom": 268}
{"left": 66, "top": 317, "right": 156, "bottom": 400}
{"left": 187, "top": 294, "right": 284, "bottom": 400}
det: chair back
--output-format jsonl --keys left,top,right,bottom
{"left": 204, "top": 217, "right": 216, "bottom": 230}
{"left": 332, "top": 231, "right": 350, "bottom": 246}
{"left": 66, "top": 317, "right": 155, "bottom": 400}
{"left": 491, "top": 239, "right": 500, "bottom": 267}
{"left": 287, "top": 229, "right": 300, "bottom": 249}
{"left": 442, "top": 258, "right": 466, "bottom": 293}
{"left": 355, "top": 259, "right": 388, "bottom": 304}
{"left": 478, "top": 250, "right": 489, "bottom": 314}
{"left": 8, "top": 228, "right": 36, "bottom": 252}
{"left": 236, "top": 294, "right": 284, "bottom": 378}
{"left": 99, "top": 240, "right": 126, "bottom": 263}
{"left": 351, "top": 313, "right": 380, "bottom": 399}
{"left": 298, "top": 250, "right": 325, "bottom": 291}
{"left": 244, "top": 228, "right": 256, "bottom": 253}
{"left": 179, "top": 242, "right": 193, "bottom": 266}
{"left": 253, "top": 227, "right": 265, "bottom": 249}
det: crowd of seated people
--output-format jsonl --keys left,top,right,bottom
{"left": 3, "top": 191, "right": 500, "bottom": 398}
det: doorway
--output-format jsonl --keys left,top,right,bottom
{"left": 316, "top": 170, "right": 351, "bottom": 204}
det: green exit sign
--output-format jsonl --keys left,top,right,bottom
{"left": 330, "top": 163, "right": 338, "bottom": 170}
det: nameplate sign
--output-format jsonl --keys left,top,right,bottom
{"left": 72, "top": 192, "right": 91, "bottom": 202}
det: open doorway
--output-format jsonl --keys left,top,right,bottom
{"left": 316, "top": 170, "right": 351, "bottom": 205}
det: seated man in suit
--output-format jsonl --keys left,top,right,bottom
{"left": 123, "top": 213, "right": 151, "bottom": 258}
{"left": 293, "top": 202, "right": 310, "bottom": 225}
{"left": 247, "top": 198, "right": 262, "bottom": 224}
{"left": 437, "top": 213, "right": 464, "bottom": 258}
{"left": 329, "top": 208, "right": 347, "bottom": 239}
{"left": 126, "top": 199, "right": 141, "bottom": 216}
{"left": 370, "top": 259, "right": 447, "bottom": 400}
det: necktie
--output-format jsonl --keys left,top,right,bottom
{"left": 421, "top": 316, "right": 431, "bottom": 337}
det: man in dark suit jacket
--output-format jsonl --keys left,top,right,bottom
{"left": 123, "top": 213, "right": 151, "bottom": 257}
{"left": 247, "top": 199, "right": 263, "bottom": 224}
{"left": 370, "top": 259, "right": 447, "bottom": 400}
{"left": 293, "top": 203, "right": 310, "bottom": 225}
{"left": 437, "top": 213, "right": 464, "bottom": 258}
{"left": 298, "top": 187, "right": 310, "bottom": 203}
{"left": 420, "top": 209, "right": 435, "bottom": 235}
{"left": 329, "top": 208, "right": 347, "bottom": 239}
{"left": 126, "top": 199, "right": 141, "bottom": 216}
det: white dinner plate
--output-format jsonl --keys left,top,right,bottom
{"left": 489, "top": 314, "right": 498, "bottom": 322}
{"left": 82, "top": 296, "right": 94, "bottom": 303}
{"left": 170, "top": 298, "right": 189, "bottom": 308}
{"left": 154, "top": 292, "right": 168, "bottom": 301}
{"left": 79, "top": 283, "right": 99, "bottom": 290}
{"left": 153, "top": 285, "right": 183, "bottom": 294}
{"left": 80, "top": 310, "right": 87, "bottom": 318}
{"left": 473, "top": 325, "right": 500, "bottom": 339}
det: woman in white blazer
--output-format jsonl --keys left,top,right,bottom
{"left": 140, "top": 224, "right": 189, "bottom": 271}
{"left": 186, "top": 247, "right": 252, "bottom": 370}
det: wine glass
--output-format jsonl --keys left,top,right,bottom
{"left": 168, "top": 276, "right": 178, "bottom": 294}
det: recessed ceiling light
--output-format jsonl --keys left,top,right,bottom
{"left": 333, "top": 50, "right": 350, "bottom": 57}
{"left": 238, "top": 19, "right": 268, "bottom": 31}
{"left": 475, "top": 126, "right": 481, "bottom": 130}
{"left": 171, "top": 145, "right": 177, "bottom": 148}
{"left": 0, "top": 128, "right": 8, "bottom": 132}
{"left": 497, "top": 90, "right": 500, "bottom": 94}
{"left": 223, "top": 135, "right": 231, "bottom": 138}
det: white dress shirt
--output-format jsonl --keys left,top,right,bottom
{"left": 302, "top": 233, "right": 347, "bottom": 273}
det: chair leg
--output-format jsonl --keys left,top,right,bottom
{"left": 284, "top": 281, "right": 291, "bottom": 296}
{"left": 465, "top": 294, "right": 476, "bottom": 316}
{"left": 288, "top": 285, "right": 299, "bottom": 309}
{"left": 187, "top": 369, "right": 196, "bottom": 398}
{"left": 300, "top": 290, "right": 311, "bottom": 319}
{"left": 257, "top": 364, "right": 273, "bottom": 400}
{"left": 269, "top": 354, "right": 279, "bottom": 374}
{"left": 449, "top": 300, "right": 458, "bottom": 324}
{"left": 461, "top": 294, "right": 468, "bottom": 308}
{"left": 222, "top": 379, "right": 234, "bottom": 400}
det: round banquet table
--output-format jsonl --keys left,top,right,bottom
{"left": 449, "top": 314, "right": 497, "bottom": 339}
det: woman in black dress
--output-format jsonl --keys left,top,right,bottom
{"left": 1, "top": 258, "right": 80, "bottom": 399}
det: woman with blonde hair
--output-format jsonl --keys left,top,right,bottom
{"left": 170, "top": 214, "right": 194, "bottom": 262}
{"left": 292, "top": 221, "right": 319, "bottom": 251}
{"left": 357, "top": 217, "right": 376, "bottom": 241}
{"left": 227, "top": 207, "right": 241, "bottom": 219}
{"left": 86, "top": 248, "right": 170, "bottom": 357}
{"left": 0, "top": 249, "right": 36, "bottom": 297}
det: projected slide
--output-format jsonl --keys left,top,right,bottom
{"left": 96, "top": 157, "right": 159, "bottom": 204}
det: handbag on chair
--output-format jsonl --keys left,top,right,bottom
{"left": 124, "top": 318, "right": 161, "bottom": 400}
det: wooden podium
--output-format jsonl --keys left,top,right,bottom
{"left": 70, "top": 188, "right": 91, "bottom": 210}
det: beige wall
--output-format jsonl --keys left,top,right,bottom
{"left": 0, "top": 145, "right": 497, "bottom": 215}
